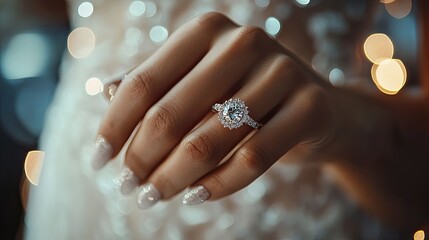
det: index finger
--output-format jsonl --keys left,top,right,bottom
{"left": 91, "top": 13, "right": 234, "bottom": 170}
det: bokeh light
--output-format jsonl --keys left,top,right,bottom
{"left": 265, "top": 17, "right": 281, "bottom": 36}
{"left": 85, "top": 77, "right": 103, "bottom": 95}
{"left": 129, "top": 1, "right": 146, "bottom": 17}
{"left": 295, "top": 0, "right": 310, "bottom": 7}
{"left": 414, "top": 230, "right": 425, "bottom": 240}
{"left": 371, "top": 59, "right": 406, "bottom": 95}
{"left": 143, "top": 1, "right": 157, "bottom": 17}
{"left": 380, "top": 0, "right": 395, "bottom": 3}
{"left": 78, "top": 2, "right": 94, "bottom": 18}
{"left": 1, "top": 33, "right": 49, "bottom": 80}
{"left": 384, "top": 0, "right": 412, "bottom": 19}
{"left": 364, "top": 33, "right": 394, "bottom": 64}
{"left": 255, "top": 0, "right": 270, "bottom": 8}
{"left": 24, "top": 150, "right": 45, "bottom": 186}
{"left": 150, "top": 26, "right": 168, "bottom": 43}
{"left": 67, "top": 27, "right": 96, "bottom": 59}
{"left": 125, "top": 27, "right": 142, "bottom": 46}
{"left": 329, "top": 68, "right": 345, "bottom": 86}
{"left": 364, "top": 31, "right": 408, "bottom": 95}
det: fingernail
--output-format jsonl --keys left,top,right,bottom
{"left": 114, "top": 167, "right": 139, "bottom": 195}
{"left": 182, "top": 185, "right": 210, "bottom": 206}
{"left": 108, "top": 84, "right": 117, "bottom": 101}
{"left": 91, "top": 135, "right": 113, "bottom": 170}
{"left": 137, "top": 183, "right": 161, "bottom": 209}
{"left": 103, "top": 73, "right": 128, "bottom": 102}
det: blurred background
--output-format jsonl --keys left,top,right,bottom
{"left": 0, "top": 0, "right": 423, "bottom": 239}
{"left": 0, "top": 0, "right": 69, "bottom": 239}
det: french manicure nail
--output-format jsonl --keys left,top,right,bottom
{"left": 114, "top": 167, "right": 139, "bottom": 195}
{"left": 91, "top": 135, "right": 113, "bottom": 170}
{"left": 182, "top": 185, "right": 210, "bottom": 206}
{"left": 137, "top": 183, "right": 161, "bottom": 209}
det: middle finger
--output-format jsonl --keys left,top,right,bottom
{"left": 140, "top": 54, "right": 302, "bottom": 205}
{"left": 124, "top": 26, "right": 270, "bottom": 182}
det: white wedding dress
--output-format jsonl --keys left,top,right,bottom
{"left": 26, "top": 0, "right": 402, "bottom": 239}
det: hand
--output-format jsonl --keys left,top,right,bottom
{"left": 93, "top": 12, "right": 337, "bottom": 208}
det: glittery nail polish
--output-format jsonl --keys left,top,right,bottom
{"left": 182, "top": 185, "right": 210, "bottom": 206}
{"left": 91, "top": 135, "right": 113, "bottom": 170}
{"left": 114, "top": 167, "right": 139, "bottom": 195}
{"left": 137, "top": 183, "right": 161, "bottom": 209}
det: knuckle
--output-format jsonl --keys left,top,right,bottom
{"left": 153, "top": 175, "right": 176, "bottom": 199}
{"left": 145, "top": 102, "right": 178, "bottom": 139}
{"left": 193, "top": 12, "right": 231, "bottom": 32}
{"left": 268, "top": 55, "right": 295, "bottom": 79}
{"left": 128, "top": 70, "right": 153, "bottom": 100}
{"left": 125, "top": 148, "right": 149, "bottom": 177}
{"left": 237, "top": 146, "right": 268, "bottom": 173}
{"left": 126, "top": 148, "right": 142, "bottom": 164}
{"left": 301, "top": 85, "right": 330, "bottom": 112}
{"left": 298, "top": 86, "right": 333, "bottom": 130}
{"left": 291, "top": 85, "right": 333, "bottom": 143}
{"left": 272, "top": 55, "right": 292, "bottom": 72}
{"left": 183, "top": 132, "right": 217, "bottom": 164}
{"left": 205, "top": 174, "right": 228, "bottom": 197}
{"left": 230, "top": 26, "right": 267, "bottom": 51}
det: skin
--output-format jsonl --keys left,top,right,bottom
{"left": 97, "top": 6, "right": 429, "bottom": 230}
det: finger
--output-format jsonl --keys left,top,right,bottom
{"left": 92, "top": 13, "right": 234, "bottom": 170}
{"left": 124, "top": 26, "right": 271, "bottom": 181}
{"left": 103, "top": 80, "right": 121, "bottom": 102}
{"left": 138, "top": 55, "right": 301, "bottom": 205}
{"left": 188, "top": 85, "right": 333, "bottom": 203}
{"left": 102, "top": 68, "right": 136, "bottom": 101}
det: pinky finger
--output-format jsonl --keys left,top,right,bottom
{"left": 102, "top": 69, "right": 134, "bottom": 101}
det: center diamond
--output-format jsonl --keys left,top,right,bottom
{"left": 223, "top": 103, "right": 243, "bottom": 122}
{"left": 218, "top": 99, "right": 248, "bottom": 129}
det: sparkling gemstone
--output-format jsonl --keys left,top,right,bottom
{"left": 223, "top": 102, "right": 243, "bottom": 122}
{"left": 217, "top": 99, "right": 248, "bottom": 129}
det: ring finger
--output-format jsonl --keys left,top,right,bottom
{"left": 122, "top": 25, "right": 272, "bottom": 183}
{"left": 137, "top": 55, "right": 303, "bottom": 208}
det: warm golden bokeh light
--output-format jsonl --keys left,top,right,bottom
{"left": 380, "top": 0, "right": 395, "bottom": 3}
{"left": 395, "top": 58, "right": 407, "bottom": 83}
{"left": 24, "top": 151, "right": 45, "bottom": 186}
{"left": 85, "top": 77, "right": 103, "bottom": 95}
{"left": 67, "top": 27, "right": 96, "bottom": 59}
{"left": 384, "top": 0, "right": 412, "bottom": 19}
{"left": 414, "top": 230, "right": 425, "bottom": 240}
{"left": 372, "top": 59, "right": 407, "bottom": 95}
{"left": 370, "top": 64, "right": 396, "bottom": 95}
{"left": 364, "top": 33, "right": 394, "bottom": 64}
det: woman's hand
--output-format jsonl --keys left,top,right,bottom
{"left": 91, "top": 10, "right": 429, "bottom": 229}
{"left": 93, "top": 12, "right": 338, "bottom": 208}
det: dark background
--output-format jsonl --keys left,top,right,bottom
{"left": 0, "top": 1, "right": 69, "bottom": 239}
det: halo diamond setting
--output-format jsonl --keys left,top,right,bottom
{"left": 212, "top": 98, "right": 262, "bottom": 129}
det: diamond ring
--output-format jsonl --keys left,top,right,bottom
{"left": 212, "top": 98, "right": 262, "bottom": 129}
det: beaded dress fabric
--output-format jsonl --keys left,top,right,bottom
{"left": 27, "top": 0, "right": 401, "bottom": 239}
